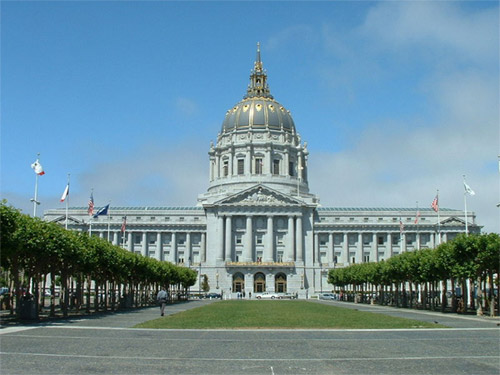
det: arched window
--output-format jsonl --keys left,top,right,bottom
{"left": 254, "top": 272, "right": 266, "bottom": 293}
{"left": 232, "top": 273, "right": 245, "bottom": 293}
{"left": 275, "top": 273, "right": 287, "bottom": 293}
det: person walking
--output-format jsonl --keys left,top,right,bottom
{"left": 157, "top": 288, "right": 168, "bottom": 316}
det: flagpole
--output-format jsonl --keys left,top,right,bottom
{"left": 107, "top": 202, "right": 111, "bottom": 242}
{"left": 463, "top": 175, "right": 468, "bottom": 235}
{"left": 65, "top": 174, "right": 70, "bottom": 230}
{"left": 31, "top": 153, "right": 41, "bottom": 217}
{"left": 416, "top": 201, "right": 420, "bottom": 250}
{"left": 436, "top": 189, "right": 441, "bottom": 245}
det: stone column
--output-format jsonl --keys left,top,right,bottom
{"left": 229, "top": 148, "right": 234, "bottom": 176}
{"left": 401, "top": 233, "right": 407, "bottom": 253}
{"left": 244, "top": 216, "right": 253, "bottom": 262}
{"left": 314, "top": 233, "right": 320, "bottom": 264}
{"left": 328, "top": 233, "right": 334, "bottom": 264}
{"left": 343, "top": 233, "right": 349, "bottom": 264}
{"left": 264, "top": 216, "right": 274, "bottom": 262}
{"left": 215, "top": 153, "right": 220, "bottom": 179}
{"left": 113, "top": 232, "right": 119, "bottom": 246}
{"left": 186, "top": 232, "right": 191, "bottom": 265}
{"left": 142, "top": 232, "right": 147, "bottom": 257}
{"left": 99, "top": 232, "right": 104, "bottom": 239}
{"left": 225, "top": 216, "right": 232, "bottom": 262}
{"left": 217, "top": 216, "right": 224, "bottom": 261}
{"left": 387, "top": 232, "right": 393, "bottom": 258}
{"left": 171, "top": 232, "right": 177, "bottom": 263}
{"left": 156, "top": 232, "right": 162, "bottom": 261}
{"left": 372, "top": 233, "right": 378, "bottom": 262}
{"left": 201, "top": 232, "right": 206, "bottom": 262}
{"left": 442, "top": 232, "right": 448, "bottom": 243}
{"left": 357, "top": 233, "right": 363, "bottom": 263}
{"left": 127, "top": 232, "right": 133, "bottom": 252}
{"left": 296, "top": 216, "right": 303, "bottom": 261}
{"left": 286, "top": 216, "right": 294, "bottom": 261}
{"left": 430, "top": 232, "right": 435, "bottom": 249}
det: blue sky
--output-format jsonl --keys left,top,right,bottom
{"left": 1, "top": 1, "right": 499, "bottom": 233}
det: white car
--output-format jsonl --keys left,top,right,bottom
{"left": 318, "top": 293, "right": 336, "bottom": 300}
{"left": 255, "top": 292, "right": 280, "bottom": 299}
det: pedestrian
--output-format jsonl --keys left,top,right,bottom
{"left": 157, "top": 287, "right": 168, "bottom": 316}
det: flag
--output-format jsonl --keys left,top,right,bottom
{"left": 464, "top": 181, "right": 475, "bottom": 196}
{"left": 31, "top": 159, "right": 45, "bottom": 175}
{"left": 60, "top": 184, "right": 69, "bottom": 202}
{"left": 399, "top": 218, "right": 405, "bottom": 234}
{"left": 121, "top": 216, "right": 127, "bottom": 233}
{"left": 414, "top": 210, "right": 420, "bottom": 224}
{"left": 88, "top": 192, "right": 94, "bottom": 216}
{"left": 431, "top": 195, "right": 439, "bottom": 212}
{"left": 93, "top": 204, "right": 109, "bottom": 218}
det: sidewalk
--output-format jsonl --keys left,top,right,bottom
{"left": 316, "top": 299, "right": 500, "bottom": 329}
{"left": 0, "top": 299, "right": 215, "bottom": 329}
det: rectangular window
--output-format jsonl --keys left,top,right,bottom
{"left": 150, "top": 217, "right": 155, "bottom": 221}
{"left": 289, "top": 161, "right": 294, "bottom": 176}
{"left": 277, "top": 234, "right": 284, "bottom": 245}
{"left": 256, "top": 234, "right": 263, "bottom": 245}
{"left": 237, "top": 159, "right": 244, "bottom": 175}
{"left": 273, "top": 159, "right": 280, "bottom": 175}
{"left": 236, "top": 234, "right": 242, "bottom": 245}
{"left": 319, "top": 235, "right": 328, "bottom": 246}
{"left": 378, "top": 236, "right": 384, "bottom": 245}
{"left": 179, "top": 217, "right": 184, "bottom": 221}
{"left": 392, "top": 235, "right": 400, "bottom": 245}
{"left": 134, "top": 235, "right": 141, "bottom": 245}
{"left": 255, "top": 158, "right": 263, "bottom": 174}
{"left": 363, "top": 255, "right": 370, "bottom": 263}
{"left": 223, "top": 160, "right": 229, "bottom": 176}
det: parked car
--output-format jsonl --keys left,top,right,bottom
{"left": 255, "top": 292, "right": 280, "bottom": 299}
{"left": 319, "top": 293, "right": 336, "bottom": 300}
{"left": 204, "top": 292, "right": 222, "bottom": 299}
{"left": 279, "top": 292, "right": 298, "bottom": 299}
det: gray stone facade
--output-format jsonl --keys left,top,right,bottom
{"left": 44, "top": 45, "right": 480, "bottom": 298}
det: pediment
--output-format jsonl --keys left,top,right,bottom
{"left": 441, "top": 217, "right": 465, "bottom": 226}
{"left": 50, "top": 215, "right": 83, "bottom": 225}
{"left": 216, "top": 185, "right": 301, "bottom": 207}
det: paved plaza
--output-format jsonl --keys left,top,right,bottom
{"left": 1, "top": 300, "right": 499, "bottom": 375}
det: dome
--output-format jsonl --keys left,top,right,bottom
{"left": 221, "top": 97, "right": 295, "bottom": 133}
{"left": 220, "top": 43, "right": 296, "bottom": 134}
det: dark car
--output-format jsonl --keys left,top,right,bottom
{"left": 204, "top": 292, "right": 222, "bottom": 299}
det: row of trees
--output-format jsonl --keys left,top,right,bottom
{"left": 328, "top": 233, "right": 499, "bottom": 316}
{"left": 0, "top": 201, "right": 197, "bottom": 319}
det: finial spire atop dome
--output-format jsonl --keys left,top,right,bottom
{"left": 244, "top": 42, "right": 273, "bottom": 99}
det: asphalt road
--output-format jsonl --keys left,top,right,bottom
{"left": 1, "top": 300, "right": 499, "bottom": 375}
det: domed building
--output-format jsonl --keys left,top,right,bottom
{"left": 44, "top": 44, "right": 480, "bottom": 298}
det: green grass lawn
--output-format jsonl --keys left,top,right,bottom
{"left": 135, "top": 300, "right": 446, "bottom": 329}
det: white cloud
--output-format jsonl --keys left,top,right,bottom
{"left": 306, "top": 2, "right": 499, "bottom": 233}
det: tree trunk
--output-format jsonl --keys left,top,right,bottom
{"left": 441, "top": 280, "right": 447, "bottom": 313}
{"left": 488, "top": 270, "right": 496, "bottom": 317}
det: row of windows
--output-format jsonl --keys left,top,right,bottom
{"left": 96, "top": 216, "right": 201, "bottom": 222}
{"left": 222, "top": 158, "right": 303, "bottom": 177}
{"left": 319, "top": 217, "right": 427, "bottom": 222}
{"left": 318, "top": 233, "right": 432, "bottom": 246}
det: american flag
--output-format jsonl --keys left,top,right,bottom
{"left": 121, "top": 216, "right": 127, "bottom": 233}
{"left": 88, "top": 192, "right": 94, "bottom": 216}
{"left": 431, "top": 195, "right": 439, "bottom": 212}
{"left": 414, "top": 210, "right": 421, "bottom": 224}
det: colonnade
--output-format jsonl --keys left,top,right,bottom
{"left": 314, "top": 231, "right": 447, "bottom": 265}
{"left": 217, "top": 214, "right": 304, "bottom": 263}
{"left": 95, "top": 230, "right": 206, "bottom": 264}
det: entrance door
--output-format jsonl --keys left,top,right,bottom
{"left": 232, "top": 273, "right": 244, "bottom": 293}
{"left": 275, "top": 273, "right": 287, "bottom": 293}
{"left": 254, "top": 272, "right": 266, "bottom": 293}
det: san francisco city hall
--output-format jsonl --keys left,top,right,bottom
{"left": 44, "top": 46, "right": 480, "bottom": 298}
